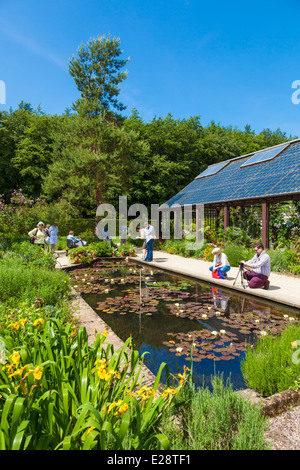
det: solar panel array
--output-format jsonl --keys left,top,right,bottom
{"left": 165, "top": 141, "right": 300, "bottom": 207}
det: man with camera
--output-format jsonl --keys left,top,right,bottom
{"left": 240, "top": 242, "right": 270, "bottom": 290}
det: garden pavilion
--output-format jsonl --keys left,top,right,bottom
{"left": 163, "top": 138, "right": 300, "bottom": 248}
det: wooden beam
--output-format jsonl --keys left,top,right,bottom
{"left": 262, "top": 201, "right": 269, "bottom": 249}
{"left": 224, "top": 205, "right": 230, "bottom": 231}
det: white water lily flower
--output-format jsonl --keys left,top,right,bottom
{"left": 175, "top": 303, "right": 180, "bottom": 307}
{"left": 120, "top": 279, "right": 125, "bottom": 283}
{"left": 289, "top": 317, "right": 295, "bottom": 321}
{"left": 104, "top": 279, "right": 109, "bottom": 283}
{"left": 211, "top": 331, "right": 218, "bottom": 336}
{"left": 215, "top": 311, "right": 221, "bottom": 316}
{"left": 259, "top": 331, "right": 267, "bottom": 336}
{"left": 220, "top": 330, "right": 226, "bottom": 335}
{"left": 202, "top": 314, "right": 208, "bottom": 319}
{"left": 176, "top": 347, "right": 183, "bottom": 353}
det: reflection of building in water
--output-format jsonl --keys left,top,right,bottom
{"left": 211, "top": 288, "right": 230, "bottom": 312}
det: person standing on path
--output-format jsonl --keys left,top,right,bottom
{"left": 143, "top": 221, "right": 155, "bottom": 262}
{"left": 49, "top": 222, "right": 59, "bottom": 252}
{"left": 28, "top": 222, "right": 46, "bottom": 249}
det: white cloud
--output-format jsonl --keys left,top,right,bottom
{"left": 0, "top": 18, "right": 67, "bottom": 71}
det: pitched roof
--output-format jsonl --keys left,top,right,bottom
{"left": 166, "top": 139, "right": 300, "bottom": 207}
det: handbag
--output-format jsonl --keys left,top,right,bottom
{"left": 211, "top": 268, "right": 225, "bottom": 279}
{"left": 30, "top": 228, "right": 38, "bottom": 244}
{"left": 212, "top": 270, "right": 221, "bottom": 279}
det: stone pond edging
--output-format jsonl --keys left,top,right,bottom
{"left": 237, "top": 387, "right": 300, "bottom": 417}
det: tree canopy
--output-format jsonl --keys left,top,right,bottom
{"left": 69, "top": 35, "right": 129, "bottom": 117}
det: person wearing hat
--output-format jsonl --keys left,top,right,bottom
{"left": 28, "top": 222, "right": 46, "bottom": 248}
{"left": 209, "top": 247, "right": 231, "bottom": 278}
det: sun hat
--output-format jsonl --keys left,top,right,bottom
{"left": 212, "top": 247, "right": 221, "bottom": 254}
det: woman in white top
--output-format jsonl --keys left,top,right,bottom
{"left": 28, "top": 222, "right": 46, "bottom": 248}
{"left": 209, "top": 247, "right": 231, "bottom": 278}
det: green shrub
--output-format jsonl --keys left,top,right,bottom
{"left": 0, "top": 258, "right": 70, "bottom": 306}
{"left": 7, "top": 241, "right": 57, "bottom": 270}
{"left": 115, "top": 243, "right": 136, "bottom": 256}
{"left": 268, "top": 250, "right": 291, "bottom": 272}
{"left": 223, "top": 244, "right": 253, "bottom": 267}
{"left": 162, "top": 375, "right": 269, "bottom": 450}
{"left": 241, "top": 324, "right": 300, "bottom": 397}
{"left": 68, "top": 242, "right": 113, "bottom": 264}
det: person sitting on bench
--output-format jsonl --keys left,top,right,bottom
{"left": 67, "top": 231, "right": 87, "bottom": 249}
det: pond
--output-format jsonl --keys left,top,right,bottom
{"left": 69, "top": 258, "right": 300, "bottom": 391}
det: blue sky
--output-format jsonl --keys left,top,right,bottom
{"left": 0, "top": 0, "right": 300, "bottom": 136}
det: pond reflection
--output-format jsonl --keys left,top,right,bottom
{"left": 70, "top": 259, "right": 300, "bottom": 390}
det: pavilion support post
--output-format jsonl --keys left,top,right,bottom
{"left": 262, "top": 201, "right": 269, "bottom": 249}
{"left": 196, "top": 204, "right": 203, "bottom": 242}
{"left": 224, "top": 205, "right": 230, "bottom": 232}
{"left": 215, "top": 208, "right": 220, "bottom": 230}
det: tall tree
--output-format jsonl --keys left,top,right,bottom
{"left": 42, "top": 113, "right": 148, "bottom": 216}
{"left": 69, "top": 35, "right": 129, "bottom": 117}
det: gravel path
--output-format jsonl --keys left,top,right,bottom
{"left": 265, "top": 405, "right": 300, "bottom": 450}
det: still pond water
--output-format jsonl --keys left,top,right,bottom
{"left": 69, "top": 259, "right": 300, "bottom": 391}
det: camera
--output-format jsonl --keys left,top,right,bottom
{"left": 239, "top": 261, "right": 244, "bottom": 269}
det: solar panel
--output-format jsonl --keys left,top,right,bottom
{"left": 240, "top": 143, "right": 288, "bottom": 168}
{"left": 165, "top": 140, "right": 300, "bottom": 207}
{"left": 195, "top": 161, "right": 229, "bottom": 179}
